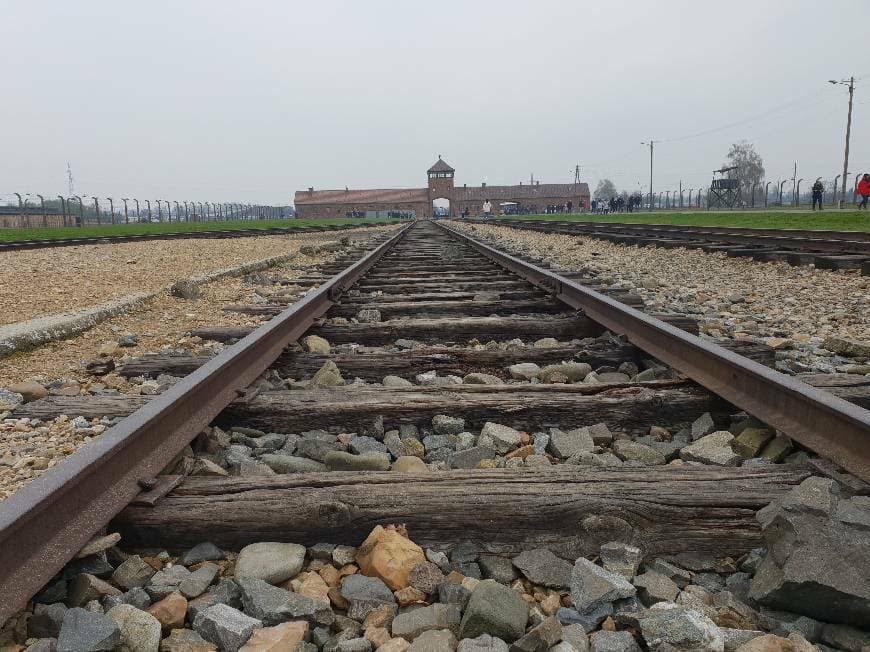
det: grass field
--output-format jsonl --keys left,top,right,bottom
{"left": 0, "top": 218, "right": 392, "bottom": 243}
{"left": 494, "top": 211, "right": 870, "bottom": 232}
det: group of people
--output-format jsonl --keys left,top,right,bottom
{"left": 543, "top": 202, "right": 574, "bottom": 214}
{"left": 810, "top": 175, "right": 870, "bottom": 210}
{"left": 591, "top": 194, "right": 643, "bottom": 214}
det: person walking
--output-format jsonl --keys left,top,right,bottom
{"left": 858, "top": 174, "right": 870, "bottom": 210}
{"left": 482, "top": 199, "right": 492, "bottom": 218}
{"left": 811, "top": 179, "right": 824, "bottom": 211}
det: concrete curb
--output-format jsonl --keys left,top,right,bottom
{"left": 0, "top": 250, "right": 306, "bottom": 358}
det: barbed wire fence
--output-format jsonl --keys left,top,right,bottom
{"left": 0, "top": 193, "right": 292, "bottom": 229}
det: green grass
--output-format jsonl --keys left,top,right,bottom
{"left": 0, "top": 218, "right": 393, "bottom": 243}
{"left": 492, "top": 211, "right": 870, "bottom": 232}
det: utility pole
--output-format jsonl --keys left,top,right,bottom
{"left": 829, "top": 77, "right": 855, "bottom": 208}
{"left": 641, "top": 141, "right": 656, "bottom": 210}
{"left": 66, "top": 163, "right": 75, "bottom": 195}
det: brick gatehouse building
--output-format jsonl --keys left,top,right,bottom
{"left": 294, "top": 157, "right": 590, "bottom": 219}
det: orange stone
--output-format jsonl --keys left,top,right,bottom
{"left": 506, "top": 445, "right": 535, "bottom": 460}
{"left": 328, "top": 587, "right": 348, "bottom": 610}
{"left": 365, "top": 626, "right": 392, "bottom": 648}
{"left": 394, "top": 586, "right": 427, "bottom": 607}
{"left": 319, "top": 564, "right": 341, "bottom": 588}
{"left": 363, "top": 604, "right": 397, "bottom": 629}
{"left": 298, "top": 571, "right": 330, "bottom": 602}
{"left": 239, "top": 621, "right": 309, "bottom": 652}
{"left": 376, "top": 638, "right": 411, "bottom": 652}
{"left": 355, "top": 525, "right": 426, "bottom": 591}
{"left": 146, "top": 591, "right": 187, "bottom": 632}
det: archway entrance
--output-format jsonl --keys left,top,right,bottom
{"left": 432, "top": 197, "right": 450, "bottom": 218}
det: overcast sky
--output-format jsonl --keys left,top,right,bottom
{"left": 2, "top": 0, "right": 869, "bottom": 205}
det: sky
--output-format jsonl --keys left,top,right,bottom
{"left": 2, "top": 0, "right": 870, "bottom": 206}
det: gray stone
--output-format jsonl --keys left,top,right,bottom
{"left": 532, "top": 433, "right": 550, "bottom": 456}
{"left": 540, "top": 362, "right": 592, "bottom": 383}
{"left": 259, "top": 454, "right": 327, "bottom": 473}
{"left": 325, "top": 451, "right": 391, "bottom": 471}
{"left": 749, "top": 476, "right": 870, "bottom": 627}
{"left": 691, "top": 413, "right": 716, "bottom": 440}
{"left": 356, "top": 308, "right": 381, "bottom": 323}
{"left": 450, "top": 446, "right": 498, "bottom": 470}
{"left": 301, "top": 335, "right": 331, "bottom": 354}
{"left": 23, "top": 639, "right": 57, "bottom": 652}
{"left": 427, "top": 549, "right": 451, "bottom": 572}
{"left": 235, "top": 541, "right": 306, "bottom": 584}
{"left": 433, "top": 415, "right": 467, "bottom": 436}
{"left": 158, "top": 628, "right": 217, "bottom": 651}
{"left": 56, "top": 608, "right": 120, "bottom": 652}
{"left": 180, "top": 542, "right": 224, "bottom": 566}
{"left": 589, "top": 631, "right": 640, "bottom": 652}
{"left": 478, "top": 422, "right": 523, "bottom": 454}
{"left": 637, "top": 604, "right": 723, "bottom": 651}
{"left": 384, "top": 375, "right": 414, "bottom": 387}
{"left": 338, "top": 638, "right": 373, "bottom": 652}
{"left": 599, "top": 543, "right": 642, "bottom": 580}
{"left": 587, "top": 424, "right": 613, "bottom": 446}
{"left": 333, "top": 545, "right": 357, "bottom": 567}
{"left": 820, "top": 623, "right": 870, "bottom": 651}
{"left": 507, "top": 363, "right": 540, "bottom": 380}
{"left": 349, "top": 436, "right": 389, "bottom": 456}
{"left": 410, "top": 630, "right": 458, "bottom": 652}
{"left": 423, "top": 434, "right": 452, "bottom": 452}
{"left": 439, "top": 582, "right": 472, "bottom": 608}
{"left": 179, "top": 563, "right": 219, "bottom": 598}
{"left": 719, "top": 628, "right": 764, "bottom": 651}
{"left": 509, "top": 617, "right": 561, "bottom": 652}
{"left": 612, "top": 440, "right": 666, "bottom": 465}
{"left": 645, "top": 560, "right": 692, "bottom": 588}
{"left": 512, "top": 549, "right": 572, "bottom": 589}
{"left": 555, "top": 603, "right": 612, "bottom": 633}
{"left": 409, "top": 562, "right": 446, "bottom": 594}
{"left": 112, "top": 555, "right": 156, "bottom": 590}
{"left": 67, "top": 573, "right": 121, "bottom": 607}
{"left": 463, "top": 373, "right": 503, "bottom": 385}
{"left": 632, "top": 572, "right": 679, "bottom": 606}
{"left": 392, "top": 603, "right": 461, "bottom": 640}
{"left": 458, "top": 634, "right": 509, "bottom": 652}
{"left": 459, "top": 579, "right": 530, "bottom": 643}
{"left": 106, "top": 604, "right": 161, "bottom": 652}
{"left": 548, "top": 428, "right": 594, "bottom": 459}
{"left": 146, "top": 565, "right": 193, "bottom": 600}
{"left": 340, "top": 574, "right": 396, "bottom": 620}
{"left": 187, "top": 579, "right": 243, "bottom": 621}
{"left": 237, "top": 576, "right": 333, "bottom": 626}
{"left": 570, "top": 559, "right": 636, "bottom": 612}
{"left": 478, "top": 555, "right": 518, "bottom": 584}
{"left": 120, "top": 587, "right": 151, "bottom": 610}
{"left": 308, "top": 360, "right": 345, "bottom": 388}
{"left": 193, "top": 602, "right": 261, "bottom": 652}
{"left": 756, "top": 609, "right": 823, "bottom": 643}
{"left": 679, "top": 432, "right": 741, "bottom": 466}
{"left": 560, "top": 624, "right": 590, "bottom": 652}
{"left": 29, "top": 603, "right": 68, "bottom": 638}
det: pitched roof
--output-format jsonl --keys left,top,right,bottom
{"left": 455, "top": 183, "right": 589, "bottom": 201}
{"left": 295, "top": 187, "right": 429, "bottom": 206}
{"left": 427, "top": 157, "right": 455, "bottom": 173}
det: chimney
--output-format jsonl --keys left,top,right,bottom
{"left": 536, "top": 181, "right": 539, "bottom": 187}
{"left": 463, "top": 184, "right": 467, "bottom": 190}
{"left": 308, "top": 187, "right": 314, "bottom": 195}
{"left": 482, "top": 182, "right": 487, "bottom": 189}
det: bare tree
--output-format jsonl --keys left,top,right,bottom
{"left": 724, "top": 141, "right": 765, "bottom": 194}
{"left": 593, "top": 179, "right": 617, "bottom": 200}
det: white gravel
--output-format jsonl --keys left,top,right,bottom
{"left": 452, "top": 222, "right": 870, "bottom": 375}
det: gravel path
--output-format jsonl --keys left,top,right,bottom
{"left": 0, "top": 228, "right": 390, "bottom": 325}
{"left": 453, "top": 222, "right": 870, "bottom": 375}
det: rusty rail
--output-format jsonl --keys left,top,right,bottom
{"left": 0, "top": 222, "right": 412, "bottom": 623}
{"left": 438, "top": 221, "right": 870, "bottom": 482}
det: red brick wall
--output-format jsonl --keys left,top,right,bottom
{"left": 295, "top": 202, "right": 428, "bottom": 220}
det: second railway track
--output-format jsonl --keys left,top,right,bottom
{"left": 2, "top": 219, "right": 869, "bottom": 648}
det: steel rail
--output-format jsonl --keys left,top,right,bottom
{"left": 500, "top": 220, "right": 870, "bottom": 255}
{"left": 505, "top": 219, "right": 870, "bottom": 243}
{"left": 0, "top": 222, "right": 412, "bottom": 623}
{"left": 438, "top": 221, "right": 870, "bottom": 482}
{"left": 0, "top": 222, "right": 394, "bottom": 252}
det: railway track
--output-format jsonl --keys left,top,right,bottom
{"left": 0, "top": 221, "right": 391, "bottom": 252}
{"left": 2, "top": 219, "right": 869, "bottom": 648}
{"left": 490, "top": 219, "right": 870, "bottom": 274}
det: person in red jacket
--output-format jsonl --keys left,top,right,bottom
{"left": 858, "top": 174, "right": 870, "bottom": 210}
